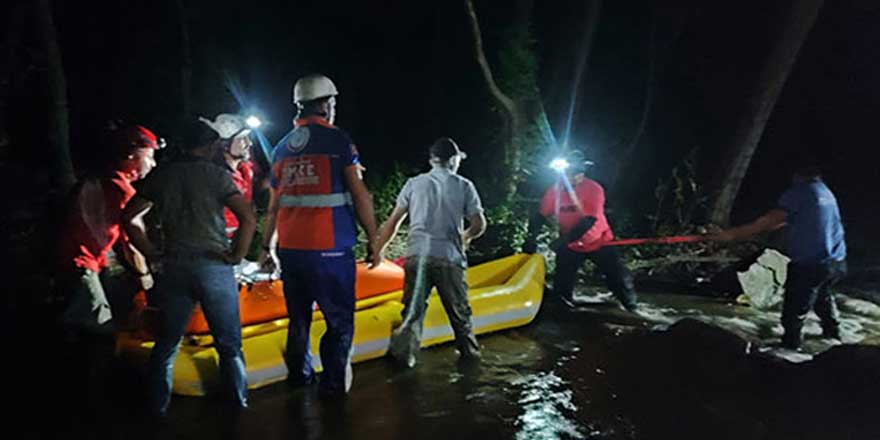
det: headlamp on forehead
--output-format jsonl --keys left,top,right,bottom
{"left": 549, "top": 158, "right": 570, "bottom": 172}
{"left": 245, "top": 116, "right": 262, "bottom": 129}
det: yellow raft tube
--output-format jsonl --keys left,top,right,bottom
{"left": 116, "top": 253, "right": 544, "bottom": 396}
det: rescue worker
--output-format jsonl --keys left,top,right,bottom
{"left": 522, "top": 151, "right": 638, "bottom": 311}
{"left": 198, "top": 113, "right": 256, "bottom": 237}
{"left": 709, "top": 164, "right": 847, "bottom": 350}
{"left": 54, "top": 122, "right": 160, "bottom": 421}
{"left": 122, "top": 118, "right": 256, "bottom": 417}
{"left": 375, "top": 137, "right": 486, "bottom": 368}
{"left": 258, "top": 74, "right": 380, "bottom": 396}
{"left": 56, "top": 123, "right": 160, "bottom": 336}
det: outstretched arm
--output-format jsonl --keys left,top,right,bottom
{"left": 122, "top": 195, "right": 161, "bottom": 260}
{"left": 376, "top": 206, "right": 408, "bottom": 255}
{"left": 258, "top": 187, "right": 281, "bottom": 270}
{"left": 710, "top": 209, "right": 787, "bottom": 241}
{"left": 344, "top": 165, "right": 381, "bottom": 268}
{"left": 224, "top": 193, "right": 256, "bottom": 263}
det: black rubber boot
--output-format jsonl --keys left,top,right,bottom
{"left": 822, "top": 325, "right": 841, "bottom": 340}
{"left": 781, "top": 331, "right": 803, "bottom": 350}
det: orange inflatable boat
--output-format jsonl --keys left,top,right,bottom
{"left": 134, "top": 260, "right": 405, "bottom": 335}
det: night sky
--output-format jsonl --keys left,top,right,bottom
{"left": 4, "top": 0, "right": 879, "bottom": 253}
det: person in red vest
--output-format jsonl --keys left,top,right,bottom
{"left": 57, "top": 123, "right": 161, "bottom": 336}
{"left": 199, "top": 113, "right": 257, "bottom": 237}
{"left": 522, "top": 151, "right": 638, "bottom": 311}
{"left": 259, "top": 74, "right": 380, "bottom": 397}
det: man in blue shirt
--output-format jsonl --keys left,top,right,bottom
{"left": 710, "top": 165, "right": 847, "bottom": 349}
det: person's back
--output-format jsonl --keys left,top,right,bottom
{"left": 259, "top": 74, "right": 380, "bottom": 397}
{"left": 139, "top": 157, "right": 238, "bottom": 256}
{"left": 779, "top": 179, "right": 846, "bottom": 264}
{"left": 123, "top": 118, "right": 256, "bottom": 417}
{"left": 403, "top": 167, "right": 481, "bottom": 267}
{"left": 271, "top": 117, "right": 358, "bottom": 251}
{"left": 377, "top": 137, "right": 486, "bottom": 368}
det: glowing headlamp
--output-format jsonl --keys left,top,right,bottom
{"left": 549, "top": 158, "right": 570, "bottom": 172}
{"left": 245, "top": 116, "right": 262, "bottom": 129}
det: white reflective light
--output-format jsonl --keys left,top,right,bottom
{"left": 245, "top": 116, "right": 262, "bottom": 128}
{"left": 549, "top": 158, "right": 570, "bottom": 172}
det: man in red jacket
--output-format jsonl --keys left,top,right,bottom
{"left": 57, "top": 123, "right": 161, "bottom": 335}
{"left": 522, "top": 152, "right": 638, "bottom": 311}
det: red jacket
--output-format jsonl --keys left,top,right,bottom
{"left": 224, "top": 161, "right": 255, "bottom": 235}
{"left": 58, "top": 171, "right": 137, "bottom": 272}
{"left": 539, "top": 175, "right": 614, "bottom": 253}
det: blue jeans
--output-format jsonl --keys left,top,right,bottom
{"left": 279, "top": 249, "right": 355, "bottom": 393}
{"left": 781, "top": 259, "right": 847, "bottom": 347}
{"left": 148, "top": 255, "right": 246, "bottom": 415}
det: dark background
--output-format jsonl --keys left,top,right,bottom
{"left": 3, "top": 0, "right": 879, "bottom": 271}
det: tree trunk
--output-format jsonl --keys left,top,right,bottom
{"left": 175, "top": 0, "right": 193, "bottom": 124}
{"left": 561, "top": 0, "right": 602, "bottom": 147}
{"left": 709, "top": 0, "right": 824, "bottom": 226}
{"left": 464, "top": 0, "right": 522, "bottom": 199}
{"left": 609, "top": 14, "right": 656, "bottom": 188}
{"left": 0, "top": 3, "right": 27, "bottom": 151}
{"left": 36, "top": 0, "right": 75, "bottom": 192}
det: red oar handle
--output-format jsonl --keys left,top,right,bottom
{"left": 605, "top": 235, "right": 705, "bottom": 246}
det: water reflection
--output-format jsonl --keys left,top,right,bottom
{"left": 513, "top": 371, "right": 584, "bottom": 440}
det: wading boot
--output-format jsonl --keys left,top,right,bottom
{"left": 781, "top": 332, "right": 803, "bottom": 350}
{"left": 822, "top": 325, "right": 841, "bottom": 340}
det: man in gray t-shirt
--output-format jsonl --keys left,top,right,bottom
{"left": 376, "top": 137, "right": 486, "bottom": 367}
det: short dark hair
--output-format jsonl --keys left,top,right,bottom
{"left": 791, "top": 157, "right": 822, "bottom": 179}
{"left": 297, "top": 96, "right": 332, "bottom": 117}
{"left": 182, "top": 118, "right": 220, "bottom": 150}
{"left": 429, "top": 137, "right": 465, "bottom": 161}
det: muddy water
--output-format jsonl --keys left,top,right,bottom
{"left": 29, "top": 288, "right": 880, "bottom": 440}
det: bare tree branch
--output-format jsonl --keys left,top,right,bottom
{"left": 36, "top": 0, "right": 75, "bottom": 191}
{"left": 710, "top": 0, "right": 824, "bottom": 225}
{"left": 464, "top": 0, "right": 521, "bottom": 137}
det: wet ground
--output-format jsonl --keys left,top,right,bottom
{"left": 19, "top": 286, "right": 880, "bottom": 440}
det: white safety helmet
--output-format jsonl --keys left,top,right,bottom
{"left": 198, "top": 114, "right": 251, "bottom": 140}
{"left": 293, "top": 74, "right": 338, "bottom": 104}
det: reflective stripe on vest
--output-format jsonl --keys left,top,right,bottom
{"left": 279, "top": 192, "right": 353, "bottom": 208}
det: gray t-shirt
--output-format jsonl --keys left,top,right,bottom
{"left": 396, "top": 166, "right": 484, "bottom": 267}
{"left": 138, "top": 156, "right": 241, "bottom": 256}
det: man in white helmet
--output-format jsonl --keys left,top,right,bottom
{"left": 259, "top": 74, "right": 380, "bottom": 397}
{"left": 199, "top": 114, "right": 257, "bottom": 237}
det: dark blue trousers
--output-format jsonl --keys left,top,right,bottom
{"left": 279, "top": 249, "right": 355, "bottom": 393}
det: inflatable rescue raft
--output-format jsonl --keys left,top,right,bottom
{"left": 116, "top": 253, "right": 544, "bottom": 396}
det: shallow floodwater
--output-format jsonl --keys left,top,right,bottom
{"left": 25, "top": 288, "right": 880, "bottom": 440}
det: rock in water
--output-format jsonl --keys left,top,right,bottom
{"left": 736, "top": 249, "right": 790, "bottom": 309}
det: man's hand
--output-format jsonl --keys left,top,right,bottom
{"left": 365, "top": 238, "right": 383, "bottom": 269}
{"left": 461, "top": 232, "right": 473, "bottom": 251}
{"left": 136, "top": 273, "right": 155, "bottom": 291}
{"left": 219, "top": 251, "right": 244, "bottom": 265}
{"left": 258, "top": 247, "right": 278, "bottom": 273}
{"left": 706, "top": 229, "right": 736, "bottom": 242}
{"left": 703, "top": 224, "right": 736, "bottom": 242}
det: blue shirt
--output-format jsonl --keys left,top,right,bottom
{"left": 777, "top": 179, "right": 846, "bottom": 264}
{"left": 270, "top": 116, "right": 359, "bottom": 251}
